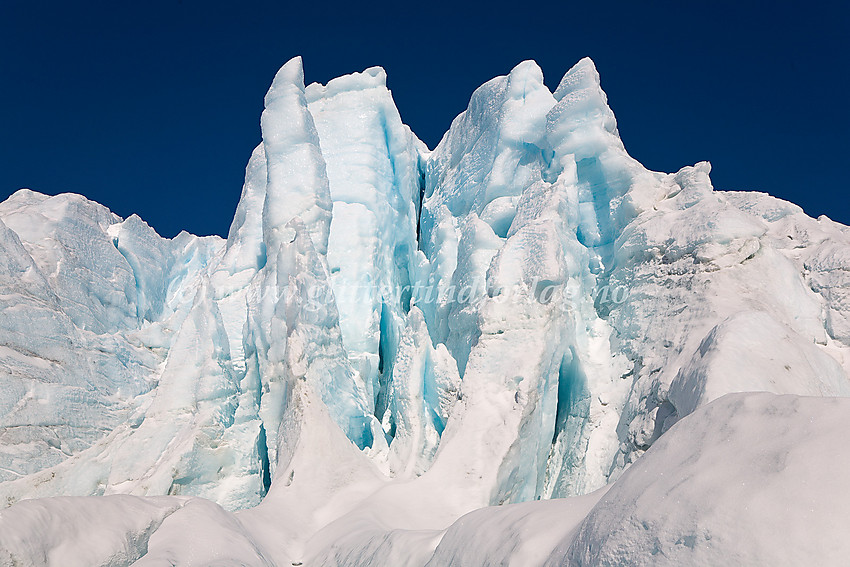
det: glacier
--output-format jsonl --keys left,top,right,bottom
{"left": 1, "top": 55, "right": 850, "bottom": 566}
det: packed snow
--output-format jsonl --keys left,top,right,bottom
{"left": 1, "top": 56, "right": 849, "bottom": 566}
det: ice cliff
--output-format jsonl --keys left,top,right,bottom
{"left": 1, "top": 56, "right": 849, "bottom": 566}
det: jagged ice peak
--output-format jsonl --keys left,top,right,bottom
{"left": 0, "top": 55, "right": 849, "bottom": 566}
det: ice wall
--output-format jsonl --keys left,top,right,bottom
{"left": 1, "top": 55, "right": 849, "bottom": 565}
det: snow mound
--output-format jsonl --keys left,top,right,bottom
{"left": 560, "top": 392, "right": 850, "bottom": 566}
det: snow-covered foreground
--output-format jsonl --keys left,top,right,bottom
{"left": 1, "top": 56, "right": 849, "bottom": 565}
{"left": 3, "top": 393, "right": 849, "bottom": 566}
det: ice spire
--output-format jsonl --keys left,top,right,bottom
{"left": 222, "top": 145, "right": 268, "bottom": 272}
{"left": 260, "top": 56, "right": 332, "bottom": 256}
{"left": 547, "top": 57, "right": 622, "bottom": 163}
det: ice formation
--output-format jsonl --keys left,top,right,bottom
{"left": 1, "top": 56, "right": 849, "bottom": 566}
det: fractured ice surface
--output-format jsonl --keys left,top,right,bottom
{"left": 1, "top": 56, "right": 849, "bottom": 565}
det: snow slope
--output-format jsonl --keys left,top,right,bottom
{"left": 3, "top": 392, "right": 847, "bottom": 566}
{"left": 1, "top": 56, "right": 849, "bottom": 565}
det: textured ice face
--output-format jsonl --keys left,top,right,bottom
{"left": 0, "top": 190, "right": 221, "bottom": 486}
{"left": 1, "top": 56, "right": 849, "bottom": 565}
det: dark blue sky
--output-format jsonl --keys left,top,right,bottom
{"left": 2, "top": 0, "right": 848, "bottom": 237}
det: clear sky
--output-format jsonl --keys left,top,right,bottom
{"left": 2, "top": 0, "right": 848, "bottom": 237}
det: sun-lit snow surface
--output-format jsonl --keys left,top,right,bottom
{"left": 1, "top": 56, "right": 850, "bottom": 565}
